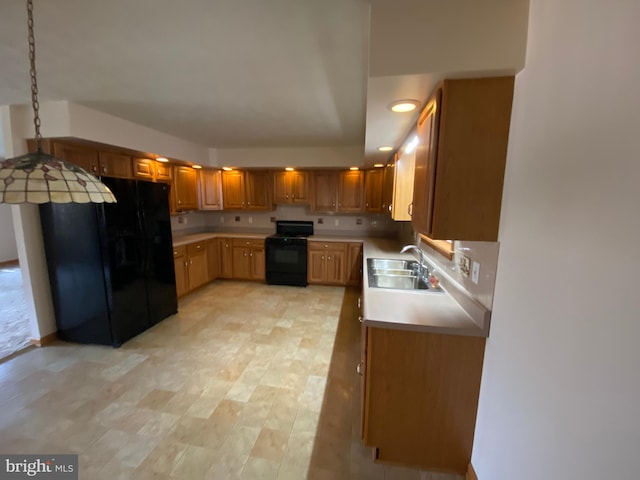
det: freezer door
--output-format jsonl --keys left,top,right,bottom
{"left": 40, "top": 203, "right": 113, "bottom": 345}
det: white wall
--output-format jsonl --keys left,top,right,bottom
{"left": 472, "top": 1, "right": 640, "bottom": 479}
{"left": 0, "top": 205, "right": 18, "bottom": 262}
{"left": 213, "top": 145, "right": 364, "bottom": 169}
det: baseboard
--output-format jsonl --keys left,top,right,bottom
{"left": 0, "top": 259, "right": 19, "bottom": 268}
{"left": 30, "top": 332, "right": 58, "bottom": 347}
{"left": 467, "top": 463, "right": 478, "bottom": 480}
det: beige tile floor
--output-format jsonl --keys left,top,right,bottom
{"left": 0, "top": 280, "right": 464, "bottom": 480}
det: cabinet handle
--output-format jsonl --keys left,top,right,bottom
{"left": 249, "top": 252, "right": 253, "bottom": 257}
{"left": 321, "top": 256, "right": 324, "bottom": 260}
{"left": 356, "top": 362, "right": 363, "bottom": 376}
{"left": 408, "top": 202, "right": 413, "bottom": 216}
{"left": 324, "top": 244, "right": 328, "bottom": 248}
{"left": 184, "top": 261, "right": 188, "bottom": 267}
{"left": 243, "top": 252, "right": 247, "bottom": 257}
{"left": 197, "top": 245, "right": 201, "bottom": 249}
{"left": 247, "top": 202, "right": 251, "bottom": 205}
{"left": 246, "top": 241, "right": 250, "bottom": 245}
{"left": 388, "top": 204, "right": 392, "bottom": 213}
{"left": 174, "top": 251, "right": 178, "bottom": 255}
{"left": 292, "top": 195, "right": 295, "bottom": 200}
{"left": 358, "top": 315, "right": 363, "bottom": 323}
{"left": 328, "top": 256, "right": 331, "bottom": 261}
{"left": 286, "top": 194, "right": 289, "bottom": 199}
{"left": 357, "top": 297, "right": 361, "bottom": 309}
{"left": 102, "top": 165, "right": 107, "bottom": 174}
{"left": 189, "top": 259, "right": 193, "bottom": 265}
{"left": 178, "top": 200, "right": 182, "bottom": 204}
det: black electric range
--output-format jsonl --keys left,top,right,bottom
{"left": 265, "top": 221, "right": 314, "bottom": 287}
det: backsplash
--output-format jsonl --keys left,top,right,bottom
{"left": 171, "top": 205, "right": 400, "bottom": 237}
{"left": 398, "top": 223, "right": 499, "bottom": 310}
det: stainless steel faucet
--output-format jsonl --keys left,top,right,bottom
{"left": 400, "top": 244, "right": 429, "bottom": 279}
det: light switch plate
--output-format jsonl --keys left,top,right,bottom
{"left": 471, "top": 261, "right": 480, "bottom": 285}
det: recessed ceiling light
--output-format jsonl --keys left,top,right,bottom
{"left": 373, "top": 163, "right": 384, "bottom": 168}
{"left": 377, "top": 146, "right": 393, "bottom": 152}
{"left": 349, "top": 167, "right": 359, "bottom": 171}
{"left": 156, "top": 157, "right": 169, "bottom": 163}
{"left": 285, "top": 167, "right": 295, "bottom": 171}
{"left": 192, "top": 165, "right": 202, "bottom": 169}
{"left": 222, "top": 167, "right": 233, "bottom": 171}
{"left": 388, "top": 100, "right": 420, "bottom": 113}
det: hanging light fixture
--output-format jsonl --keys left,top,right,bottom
{"left": 0, "top": 0, "right": 116, "bottom": 204}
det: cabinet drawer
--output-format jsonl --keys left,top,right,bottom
{"left": 187, "top": 242, "right": 206, "bottom": 256}
{"left": 232, "top": 238, "right": 264, "bottom": 249}
{"left": 309, "top": 241, "right": 346, "bottom": 251}
{"left": 173, "top": 245, "right": 186, "bottom": 258}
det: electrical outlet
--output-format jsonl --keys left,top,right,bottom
{"left": 235, "top": 216, "right": 240, "bottom": 222}
{"left": 334, "top": 219, "right": 339, "bottom": 227}
{"left": 270, "top": 217, "right": 276, "bottom": 223}
{"left": 177, "top": 215, "right": 186, "bottom": 224}
{"left": 459, "top": 255, "right": 470, "bottom": 277}
{"left": 220, "top": 216, "right": 224, "bottom": 223}
{"left": 471, "top": 261, "right": 480, "bottom": 285}
{"left": 356, "top": 218, "right": 363, "bottom": 225}
{"left": 317, "top": 218, "right": 324, "bottom": 224}
{"left": 248, "top": 216, "right": 253, "bottom": 224}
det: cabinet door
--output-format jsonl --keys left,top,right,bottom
{"left": 173, "top": 247, "right": 189, "bottom": 297}
{"left": 155, "top": 162, "right": 173, "bottom": 183}
{"left": 206, "top": 239, "right": 219, "bottom": 281}
{"left": 98, "top": 152, "right": 133, "bottom": 179}
{"left": 133, "top": 158, "right": 156, "bottom": 181}
{"left": 52, "top": 142, "right": 99, "bottom": 175}
{"left": 310, "top": 171, "right": 337, "bottom": 212}
{"left": 245, "top": 170, "right": 271, "bottom": 210}
{"left": 382, "top": 161, "right": 395, "bottom": 215}
{"left": 326, "top": 248, "right": 346, "bottom": 285}
{"left": 187, "top": 243, "right": 208, "bottom": 290}
{"left": 290, "top": 171, "right": 309, "bottom": 204}
{"left": 174, "top": 166, "right": 199, "bottom": 211}
{"left": 365, "top": 169, "right": 385, "bottom": 213}
{"left": 218, "top": 239, "right": 234, "bottom": 278}
{"left": 250, "top": 247, "right": 265, "bottom": 280}
{"left": 412, "top": 91, "right": 441, "bottom": 236}
{"left": 346, "top": 242, "right": 363, "bottom": 287}
{"left": 199, "top": 170, "right": 223, "bottom": 210}
{"left": 222, "top": 170, "right": 246, "bottom": 209}
{"left": 337, "top": 170, "right": 364, "bottom": 213}
{"left": 307, "top": 249, "right": 327, "bottom": 284}
{"left": 272, "top": 171, "right": 290, "bottom": 204}
{"left": 232, "top": 246, "right": 251, "bottom": 279}
{"left": 392, "top": 148, "right": 416, "bottom": 221}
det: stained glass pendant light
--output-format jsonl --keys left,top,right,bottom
{"left": 0, "top": 0, "right": 116, "bottom": 204}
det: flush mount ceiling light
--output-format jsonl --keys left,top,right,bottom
{"left": 191, "top": 165, "right": 202, "bottom": 169}
{"left": 156, "top": 157, "right": 169, "bottom": 163}
{"left": 373, "top": 163, "right": 385, "bottom": 168}
{"left": 388, "top": 100, "right": 420, "bottom": 113}
{"left": 222, "top": 167, "right": 234, "bottom": 171}
{"left": 349, "top": 167, "right": 359, "bottom": 171}
{"left": 0, "top": 0, "right": 116, "bottom": 204}
{"left": 285, "top": 167, "right": 295, "bottom": 171}
{"left": 377, "top": 146, "right": 393, "bottom": 152}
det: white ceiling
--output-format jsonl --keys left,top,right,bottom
{"left": 0, "top": 0, "right": 529, "bottom": 167}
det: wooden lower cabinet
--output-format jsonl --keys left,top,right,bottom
{"left": 218, "top": 238, "right": 234, "bottom": 279}
{"left": 231, "top": 238, "right": 265, "bottom": 280}
{"left": 173, "top": 246, "right": 189, "bottom": 297}
{"left": 346, "top": 242, "right": 363, "bottom": 287}
{"left": 174, "top": 242, "right": 208, "bottom": 297}
{"left": 308, "top": 241, "right": 346, "bottom": 285}
{"left": 206, "top": 239, "right": 219, "bottom": 281}
{"left": 361, "top": 327, "right": 486, "bottom": 473}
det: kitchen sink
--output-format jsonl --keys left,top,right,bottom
{"left": 366, "top": 258, "right": 444, "bottom": 292}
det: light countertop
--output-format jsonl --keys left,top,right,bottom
{"left": 171, "top": 231, "right": 490, "bottom": 337}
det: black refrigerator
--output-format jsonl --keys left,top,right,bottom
{"left": 39, "top": 178, "right": 178, "bottom": 347}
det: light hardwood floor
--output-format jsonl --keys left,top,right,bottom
{"left": 0, "top": 280, "right": 464, "bottom": 479}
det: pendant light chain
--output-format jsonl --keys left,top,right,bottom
{"left": 27, "top": 0, "right": 42, "bottom": 150}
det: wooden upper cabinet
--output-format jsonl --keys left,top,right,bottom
{"left": 133, "top": 158, "right": 173, "bottom": 183}
{"left": 273, "top": 171, "right": 309, "bottom": 205}
{"left": 221, "top": 170, "right": 246, "bottom": 209}
{"left": 382, "top": 160, "right": 395, "bottom": 215}
{"left": 173, "top": 166, "right": 198, "bottom": 211}
{"left": 52, "top": 142, "right": 99, "bottom": 175}
{"left": 221, "top": 170, "right": 273, "bottom": 210}
{"left": 98, "top": 151, "right": 133, "bottom": 179}
{"left": 365, "top": 169, "right": 385, "bottom": 213}
{"left": 337, "top": 170, "right": 364, "bottom": 213}
{"left": 245, "top": 170, "right": 271, "bottom": 210}
{"left": 310, "top": 171, "right": 337, "bottom": 212}
{"left": 199, "top": 169, "right": 223, "bottom": 210}
{"left": 391, "top": 147, "right": 416, "bottom": 221}
{"left": 412, "top": 76, "right": 515, "bottom": 241}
